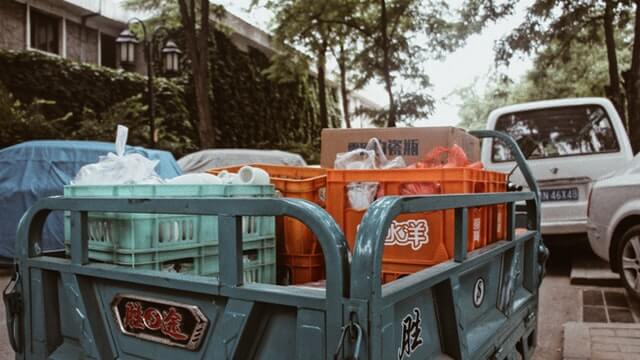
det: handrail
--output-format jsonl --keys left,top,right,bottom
{"left": 17, "top": 197, "right": 350, "bottom": 296}
{"left": 15, "top": 197, "right": 351, "bottom": 352}
{"left": 470, "top": 129, "right": 541, "bottom": 230}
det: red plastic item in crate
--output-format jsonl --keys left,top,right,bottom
{"left": 326, "top": 168, "right": 492, "bottom": 272}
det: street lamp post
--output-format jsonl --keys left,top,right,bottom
{"left": 116, "top": 19, "right": 182, "bottom": 147}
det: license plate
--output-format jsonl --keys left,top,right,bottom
{"left": 540, "top": 187, "right": 579, "bottom": 202}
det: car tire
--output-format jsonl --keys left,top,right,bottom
{"left": 616, "top": 225, "right": 640, "bottom": 300}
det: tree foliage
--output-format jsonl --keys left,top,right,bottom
{"left": 0, "top": 83, "right": 70, "bottom": 147}
{"left": 252, "top": 0, "right": 347, "bottom": 129}
{"left": 259, "top": 0, "right": 515, "bottom": 128}
{"left": 458, "top": 30, "right": 632, "bottom": 130}
{"left": 496, "top": 0, "right": 640, "bottom": 152}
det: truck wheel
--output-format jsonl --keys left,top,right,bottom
{"left": 617, "top": 225, "right": 640, "bottom": 300}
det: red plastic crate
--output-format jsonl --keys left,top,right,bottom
{"left": 326, "top": 168, "right": 493, "bottom": 273}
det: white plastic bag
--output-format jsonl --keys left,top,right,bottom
{"left": 334, "top": 137, "right": 406, "bottom": 210}
{"left": 334, "top": 149, "right": 376, "bottom": 170}
{"left": 72, "top": 125, "right": 163, "bottom": 185}
{"left": 347, "top": 182, "right": 379, "bottom": 210}
{"left": 365, "top": 138, "right": 406, "bottom": 169}
{"left": 334, "top": 138, "right": 406, "bottom": 170}
{"left": 165, "top": 173, "right": 223, "bottom": 185}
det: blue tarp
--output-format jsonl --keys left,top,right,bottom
{"left": 0, "top": 140, "right": 182, "bottom": 258}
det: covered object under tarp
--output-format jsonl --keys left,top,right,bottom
{"left": 178, "top": 149, "right": 307, "bottom": 173}
{"left": 0, "top": 140, "right": 182, "bottom": 259}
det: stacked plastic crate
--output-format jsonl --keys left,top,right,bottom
{"left": 208, "top": 164, "right": 328, "bottom": 285}
{"left": 325, "top": 167, "right": 507, "bottom": 283}
{"left": 63, "top": 183, "right": 276, "bottom": 283}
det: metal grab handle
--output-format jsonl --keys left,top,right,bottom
{"left": 333, "top": 320, "right": 363, "bottom": 360}
{"left": 16, "top": 197, "right": 349, "bottom": 295}
{"left": 471, "top": 130, "right": 547, "bottom": 286}
{"left": 3, "top": 270, "right": 22, "bottom": 353}
{"left": 470, "top": 130, "right": 541, "bottom": 232}
{"left": 469, "top": 130, "right": 540, "bottom": 197}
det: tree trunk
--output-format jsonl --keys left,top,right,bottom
{"left": 380, "top": 0, "right": 396, "bottom": 127}
{"left": 178, "top": 0, "right": 216, "bottom": 148}
{"left": 338, "top": 43, "right": 351, "bottom": 128}
{"left": 604, "top": 0, "right": 626, "bottom": 128}
{"left": 317, "top": 44, "right": 329, "bottom": 129}
{"left": 625, "top": 0, "right": 640, "bottom": 154}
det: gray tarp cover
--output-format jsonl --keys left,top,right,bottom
{"left": 178, "top": 149, "right": 307, "bottom": 173}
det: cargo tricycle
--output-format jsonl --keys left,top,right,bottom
{"left": 4, "top": 131, "right": 547, "bottom": 359}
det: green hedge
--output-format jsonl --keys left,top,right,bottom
{"left": 0, "top": 28, "right": 339, "bottom": 163}
{"left": 0, "top": 50, "right": 196, "bottom": 157}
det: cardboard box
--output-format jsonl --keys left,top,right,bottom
{"left": 320, "top": 127, "right": 479, "bottom": 168}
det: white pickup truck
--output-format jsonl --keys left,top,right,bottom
{"left": 481, "top": 98, "right": 634, "bottom": 237}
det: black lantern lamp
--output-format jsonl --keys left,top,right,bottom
{"left": 117, "top": 18, "right": 182, "bottom": 147}
{"left": 162, "top": 40, "right": 182, "bottom": 74}
{"left": 115, "top": 29, "right": 139, "bottom": 65}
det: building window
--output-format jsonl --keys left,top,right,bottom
{"left": 30, "top": 8, "right": 60, "bottom": 54}
{"left": 101, "top": 33, "right": 117, "bottom": 68}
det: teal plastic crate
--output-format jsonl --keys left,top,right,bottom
{"left": 69, "top": 237, "right": 277, "bottom": 284}
{"left": 63, "top": 184, "right": 276, "bottom": 266}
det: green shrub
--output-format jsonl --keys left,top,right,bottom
{"left": 0, "top": 50, "right": 196, "bottom": 157}
{"left": 0, "top": 83, "right": 71, "bottom": 148}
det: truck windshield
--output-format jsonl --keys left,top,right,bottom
{"left": 492, "top": 105, "right": 620, "bottom": 162}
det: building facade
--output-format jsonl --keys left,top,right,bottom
{"left": 0, "top": 0, "right": 138, "bottom": 69}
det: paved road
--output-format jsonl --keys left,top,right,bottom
{"left": 534, "top": 243, "right": 581, "bottom": 360}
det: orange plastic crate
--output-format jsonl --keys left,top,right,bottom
{"left": 326, "top": 168, "right": 498, "bottom": 275}
{"left": 483, "top": 171, "right": 508, "bottom": 244}
{"left": 208, "top": 164, "right": 327, "bottom": 255}
{"left": 381, "top": 262, "right": 427, "bottom": 284}
{"left": 282, "top": 253, "right": 325, "bottom": 285}
{"left": 382, "top": 271, "right": 406, "bottom": 284}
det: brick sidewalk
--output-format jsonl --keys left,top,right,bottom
{"left": 564, "top": 322, "right": 640, "bottom": 359}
